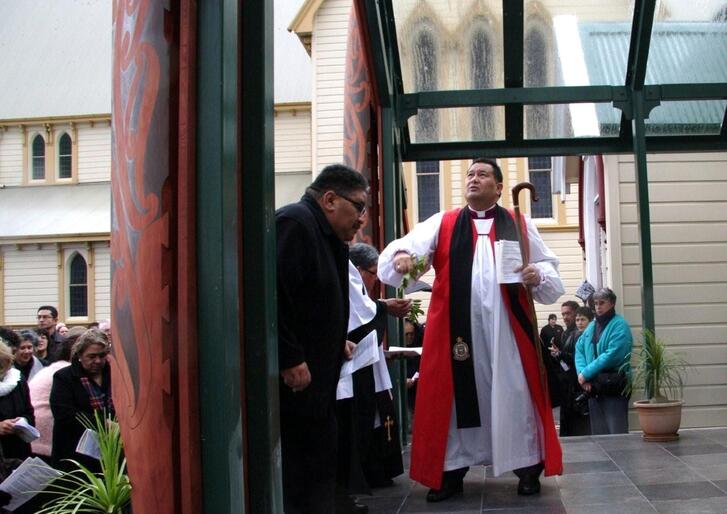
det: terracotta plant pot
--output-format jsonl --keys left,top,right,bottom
{"left": 633, "top": 399, "right": 684, "bottom": 442}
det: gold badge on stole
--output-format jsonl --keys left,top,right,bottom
{"left": 452, "top": 336, "right": 470, "bottom": 361}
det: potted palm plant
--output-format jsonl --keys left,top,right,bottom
{"left": 37, "top": 411, "right": 131, "bottom": 513}
{"left": 625, "top": 330, "right": 689, "bottom": 442}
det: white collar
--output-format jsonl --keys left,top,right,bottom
{"left": 0, "top": 368, "right": 21, "bottom": 396}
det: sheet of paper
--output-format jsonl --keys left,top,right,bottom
{"left": 13, "top": 418, "right": 40, "bottom": 443}
{"left": 403, "top": 279, "right": 432, "bottom": 294}
{"left": 339, "top": 332, "right": 379, "bottom": 378}
{"left": 384, "top": 346, "right": 423, "bottom": 357}
{"left": 0, "top": 456, "right": 61, "bottom": 511}
{"left": 495, "top": 240, "right": 524, "bottom": 284}
{"left": 76, "top": 428, "right": 101, "bottom": 460}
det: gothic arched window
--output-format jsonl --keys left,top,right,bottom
{"left": 69, "top": 253, "right": 88, "bottom": 317}
{"left": 58, "top": 133, "right": 73, "bottom": 179}
{"left": 32, "top": 134, "right": 46, "bottom": 180}
{"left": 470, "top": 25, "right": 495, "bottom": 140}
{"left": 413, "top": 25, "right": 440, "bottom": 221}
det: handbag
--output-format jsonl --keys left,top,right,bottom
{"left": 592, "top": 370, "right": 628, "bottom": 396}
{"left": 591, "top": 329, "right": 629, "bottom": 397}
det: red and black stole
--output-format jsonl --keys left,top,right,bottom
{"left": 409, "top": 206, "right": 562, "bottom": 490}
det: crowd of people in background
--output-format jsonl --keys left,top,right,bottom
{"left": 0, "top": 306, "right": 114, "bottom": 512}
{"left": 542, "top": 288, "right": 633, "bottom": 438}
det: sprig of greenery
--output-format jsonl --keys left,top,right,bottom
{"left": 397, "top": 254, "right": 427, "bottom": 295}
{"left": 38, "top": 410, "right": 131, "bottom": 514}
{"left": 406, "top": 299, "right": 424, "bottom": 324}
{"left": 396, "top": 255, "right": 427, "bottom": 324}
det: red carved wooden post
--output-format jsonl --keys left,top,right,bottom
{"left": 111, "top": 2, "right": 201, "bottom": 513}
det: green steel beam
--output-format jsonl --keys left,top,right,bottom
{"left": 360, "top": 0, "right": 393, "bottom": 106}
{"left": 502, "top": 0, "right": 524, "bottom": 142}
{"left": 657, "top": 83, "right": 727, "bottom": 101}
{"left": 619, "top": 0, "right": 657, "bottom": 138}
{"left": 397, "top": 86, "right": 629, "bottom": 126}
{"left": 396, "top": 84, "right": 727, "bottom": 127}
{"left": 632, "top": 91, "right": 656, "bottom": 334}
{"left": 627, "top": 0, "right": 657, "bottom": 335}
{"left": 381, "top": 106, "right": 407, "bottom": 442}
{"left": 241, "top": 0, "right": 282, "bottom": 512}
{"left": 196, "top": 0, "right": 245, "bottom": 511}
{"left": 382, "top": 0, "right": 405, "bottom": 97}
{"left": 402, "top": 134, "right": 727, "bottom": 161}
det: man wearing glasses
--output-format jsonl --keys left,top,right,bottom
{"left": 276, "top": 164, "right": 368, "bottom": 514}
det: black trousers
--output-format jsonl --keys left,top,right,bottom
{"left": 281, "top": 409, "right": 338, "bottom": 514}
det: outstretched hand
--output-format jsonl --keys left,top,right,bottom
{"left": 384, "top": 298, "right": 412, "bottom": 318}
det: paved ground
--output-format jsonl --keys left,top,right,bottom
{"left": 360, "top": 428, "right": 727, "bottom": 513}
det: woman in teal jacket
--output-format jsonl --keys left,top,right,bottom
{"left": 575, "top": 288, "right": 632, "bottom": 434}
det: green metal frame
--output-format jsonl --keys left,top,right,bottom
{"left": 359, "top": 0, "right": 727, "bottom": 336}
{"left": 197, "top": 0, "right": 280, "bottom": 512}
{"left": 240, "top": 0, "right": 282, "bottom": 512}
{"left": 196, "top": 0, "right": 245, "bottom": 512}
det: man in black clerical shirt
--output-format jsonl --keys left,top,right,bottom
{"left": 276, "top": 164, "right": 368, "bottom": 514}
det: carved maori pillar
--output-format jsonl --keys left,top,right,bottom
{"left": 111, "top": 2, "right": 201, "bottom": 513}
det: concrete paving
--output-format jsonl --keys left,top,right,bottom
{"left": 360, "top": 428, "right": 727, "bottom": 513}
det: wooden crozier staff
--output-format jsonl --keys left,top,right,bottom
{"left": 511, "top": 182, "right": 548, "bottom": 390}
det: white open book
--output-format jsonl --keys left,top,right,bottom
{"left": 0, "top": 457, "right": 61, "bottom": 511}
{"left": 12, "top": 418, "right": 39, "bottom": 444}
{"left": 494, "top": 240, "right": 524, "bottom": 284}
{"left": 76, "top": 428, "right": 102, "bottom": 460}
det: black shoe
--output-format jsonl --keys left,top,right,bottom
{"left": 426, "top": 479, "right": 463, "bottom": 502}
{"left": 517, "top": 474, "right": 541, "bottom": 495}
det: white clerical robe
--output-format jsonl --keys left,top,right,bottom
{"left": 337, "top": 262, "right": 393, "bottom": 424}
{"left": 378, "top": 208, "right": 564, "bottom": 476}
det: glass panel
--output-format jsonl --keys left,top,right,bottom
{"left": 69, "top": 254, "right": 88, "bottom": 317}
{"left": 416, "top": 161, "right": 439, "bottom": 221}
{"left": 525, "top": 0, "right": 634, "bottom": 87}
{"left": 32, "top": 135, "right": 45, "bottom": 180}
{"left": 392, "top": 2, "right": 504, "bottom": 93}
{"left": 526, "top": 103, "right": 622, "bottom": 139}
{"left": 407, "top": 107, "right": 506, "bottom": 143}
{"left": 646, "top": 1, "right": 727, "bottom": 84}
{"left": 58, "top": 133, "right": 72, "bottom": 179}
{"left": 644, "top": 100, "right": 727, "bottom": 135}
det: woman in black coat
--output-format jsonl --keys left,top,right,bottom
{"left": 0, "top": 331, "right": 35, "bottom": 461}
{"left": 50, "top": 329, "right": 114, "bottom": 472}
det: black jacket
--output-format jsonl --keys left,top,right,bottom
{"left": 276, "top": 194, "right": 350, "bottom": 419}
{"left": 0, "top": 378, "right": 34, "bottom": 460}
{"left": 50, "top": 360, "right": 114, "bottom": 472}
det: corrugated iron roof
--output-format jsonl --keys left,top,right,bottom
{"left": 0, "top": 182, "right": 110, "bottom": 239}
{"left": 579, "top": 22, "right": 727, "bottom": 131}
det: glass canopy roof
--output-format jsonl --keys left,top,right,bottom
{"left": 361, "top": 0, "right": 727, "bottom": 159}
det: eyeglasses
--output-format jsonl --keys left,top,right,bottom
{"left": 359, "top": 267, "right": 377, "bottom": 277}
{"left": 337, "top": 193, "right": 367, "bottom": 215}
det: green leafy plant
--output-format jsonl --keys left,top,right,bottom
{"left": 624, "top": 330, "right": 689, "bottom": 403}
{"left": 406, "top": 299, "right": 424, "bottom": 324}
{"left": 38, "top": 410, "right": 131, "bottom": 514}
{"left": 397, "top": 255, "right": 427, "bottom": 324}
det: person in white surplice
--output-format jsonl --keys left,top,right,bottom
{"left": 378, "top": 158, "right": 565, "bottom": 503}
